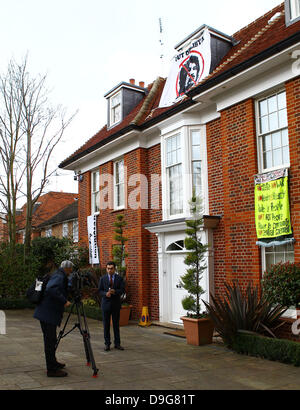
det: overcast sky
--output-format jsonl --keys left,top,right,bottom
{"left": 0, "top": 0, "right": 282, "bottom": 195}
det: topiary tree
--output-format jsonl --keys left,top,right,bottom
{"left": 112, "top": 214, "right": 128, "bottom": 279}
{"left": 180, "top": 194, "right": 208, "bottom": 318}
{"left": 112, "top": 214, "right": 128, "bottom": 305}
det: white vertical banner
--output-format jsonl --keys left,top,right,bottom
{"left": 87, "top": 215, "right": 99, "bottom": 265}
{"left": 159, "top": 28, "right": 211, "bottom": 108}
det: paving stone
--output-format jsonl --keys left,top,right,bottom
{"left": 1, "top": 309, "right": 300, "bottom": 390}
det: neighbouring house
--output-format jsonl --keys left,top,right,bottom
{"left": 16, "top": 191, "right": 78, "bottom": 243}
{"left": 38, "top": 200, "right": 79, "bottom": 243}
{"left": 59, "top": 1, "right": 300, "bottom": 327}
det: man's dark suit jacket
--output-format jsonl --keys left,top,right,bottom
{"left": 98, "top": 274, "right": 125, "bottom": 312}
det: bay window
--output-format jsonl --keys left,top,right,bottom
{"left": 191, "top": 130, "right": 202, "bottom": 197}
{"left": 166, "top": 133, "right": 183, "bottom": 216}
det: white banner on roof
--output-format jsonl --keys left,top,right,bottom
{"left": 159, "top": 28, "right": 211, "bottom": 108}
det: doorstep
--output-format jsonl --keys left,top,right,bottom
{"left": 151, "top": 320, "right": 184, "bottom": 330}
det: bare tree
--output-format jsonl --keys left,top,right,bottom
{"left": 0, "top": 56, "right": 76, "bottom": 258}
{"left": 0, "top": 60, "right": 26, "bottom": 250}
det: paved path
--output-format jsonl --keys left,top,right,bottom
{"left": 0, "top": 309, "right": 300, "bottom": 391}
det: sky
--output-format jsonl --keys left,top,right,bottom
{"left": 0, "top": 0, "right": 282, "bottom": 196}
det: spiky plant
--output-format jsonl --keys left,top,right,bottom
{"left": 203, "top": 281, "right": 287, "bottom": 347}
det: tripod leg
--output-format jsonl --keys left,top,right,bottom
{"left": 82, "top": 330, "right": 98, "bottom": 377}
{"left": 76, "top": 302, "right": 99, "bottom": 377}
{"left": 55, "top": 303, "right": 75, "bottom": 351}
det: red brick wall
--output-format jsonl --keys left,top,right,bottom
{"left": 207, "top": 78, "right": 300, "bottom": 343}
{"left": 207, "top": 99, "right": 261, "bottom": 298}
{"left": 78, "top": 144, "right": 162, "bottom": 320}
{"left": 286, "top": 77, "right": 300, "bottom": 261}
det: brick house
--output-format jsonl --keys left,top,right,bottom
{"left": 60, "top": 1, "right": 300, "bottom": 324}
{"left": 15, "top": 191, "right": 78, "bottom": 243}
{"left": 38, "top": 200, "right": 79, "bottom": 243}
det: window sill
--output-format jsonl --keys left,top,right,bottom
{"left": 259, "top": 164, "right": 290, "bottom": 174}
{"left": 111, "top": 207, "right": 125, "bottom": 213}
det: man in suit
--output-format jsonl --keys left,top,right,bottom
{"left": 98, "top": 261, "right": 125, "bottom": 351}
{"left": 34, "top": 260, "right": 73, "bottom": 377}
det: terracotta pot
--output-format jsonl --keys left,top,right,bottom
{"left": 119, "top": 305, "right": 132, "bottom": 326}
{"left": 181, "top": 316, "right": 214, "bottom": 346}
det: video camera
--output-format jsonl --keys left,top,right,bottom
{"left": 69, "top": 270, "right": 94, "bottom": 300}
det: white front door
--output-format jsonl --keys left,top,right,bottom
{"left": 170, "top": 253, "right": 188, "bottom": 323}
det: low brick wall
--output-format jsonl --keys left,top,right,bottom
{"left": 276, "top": 317, "right": 300, "bottom": 343}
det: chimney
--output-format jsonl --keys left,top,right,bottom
{"left": 129, "top": 78, "right": 135, "bottom": 85}
{"left": 139, "top": 81, "right": 145, "bottom": 88}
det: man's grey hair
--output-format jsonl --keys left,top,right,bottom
{"left": 60, "top": 260, "right": 74, "bottom": 269}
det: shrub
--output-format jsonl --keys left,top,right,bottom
{"left": 203, "top": 280, "right": 287, "bottom": 347}
{"left": 0, "top": 238, "right": 89, "bottom": 300}
{"left": 232, "top": 332, "right": 300, "bottom": 367}
{"left": 31, "top": 237, "right": 89, "bottom": 270}
{"left": 262, "top": 262, "right": 300, "bottom": 308}
{"left": 0, "top": 243, "right": 40, "bottom": 299}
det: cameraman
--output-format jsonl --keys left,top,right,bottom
{"left": 34, "top": 260, "right": 73, "bottom": 377}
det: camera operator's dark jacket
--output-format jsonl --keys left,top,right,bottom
{"left": 98, "top": 274, "right": 125, "bottom": 311}
{"left": 34, "top": 267, "right": 68, "bottom": 326}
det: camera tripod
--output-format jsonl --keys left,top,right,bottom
{"left": 55, "top": 297, "right": 99, "bottom": 378}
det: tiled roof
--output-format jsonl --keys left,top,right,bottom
{"left": 38, "top": 200, "right": 78, "bottom": 228}
{"left": 60, "top": 2, "right": 300, "bottom": 168}
{"left": 16, "top": 191, "right": 78, "bottom": 230}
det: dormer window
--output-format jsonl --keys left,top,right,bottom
{"left": 285, "top": 0, "right": 300, "bottom": 25}
{"left": 105, "top": 80, "right": 147, "bottom": 129}
{"left": 110, "top": 91, "right": 122, "bottom": 127}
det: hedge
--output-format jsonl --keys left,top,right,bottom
{"left": 232, "top": 331, "right": 300, "bottom": 367}
{"left": 62, "top": 304, "right": 102, "bottom": 322}
{"left": 0, "top": 298, "right": 35, "bottom": 310}
{"left": 0, "top": 298, "right": 103, "bottom": 322}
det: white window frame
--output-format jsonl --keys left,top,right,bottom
{"left": 73, "top": 220, "right": 79, "bottom": 243}
{"left": 290, "top": 0, "right": 300, "bottom": 20}
{"left": 256, "top": 90, "right": 290, "bottom": 174}
{"left": 62, "top": 222, "right": 69, "bottom": 238}
{"left": 45, "top": 227, "right": 52, "bottom": 237}
{"left": 114, "top": 158, "right": 125, "bottom": 210}
{"left": 262, "top": 243, "right": 295, "bottom": 273}
{"left": 91, "top": 169, "right": 100, "bottom": 214}
{"left": 165, "top": 132, "right": 183, "bottom": 218}
{"left": 110, "top": 91, "right": 122, "bottom": 127}
{"left": 190, "top": 128, "right": 203, "bottom": 199}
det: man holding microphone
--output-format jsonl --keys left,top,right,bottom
{"left": 98, "top": 261, "right": 125, "bottom": 351}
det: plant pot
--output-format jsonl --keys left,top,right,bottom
{"left": 181, "top": 316, "right": 214, "bottom": 346}
{"left": 119, "top": 305, "right": 132, "bottom": 326}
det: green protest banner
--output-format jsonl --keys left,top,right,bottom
{"left": 255, "top": 169, "right": 292, "bottom": 240}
